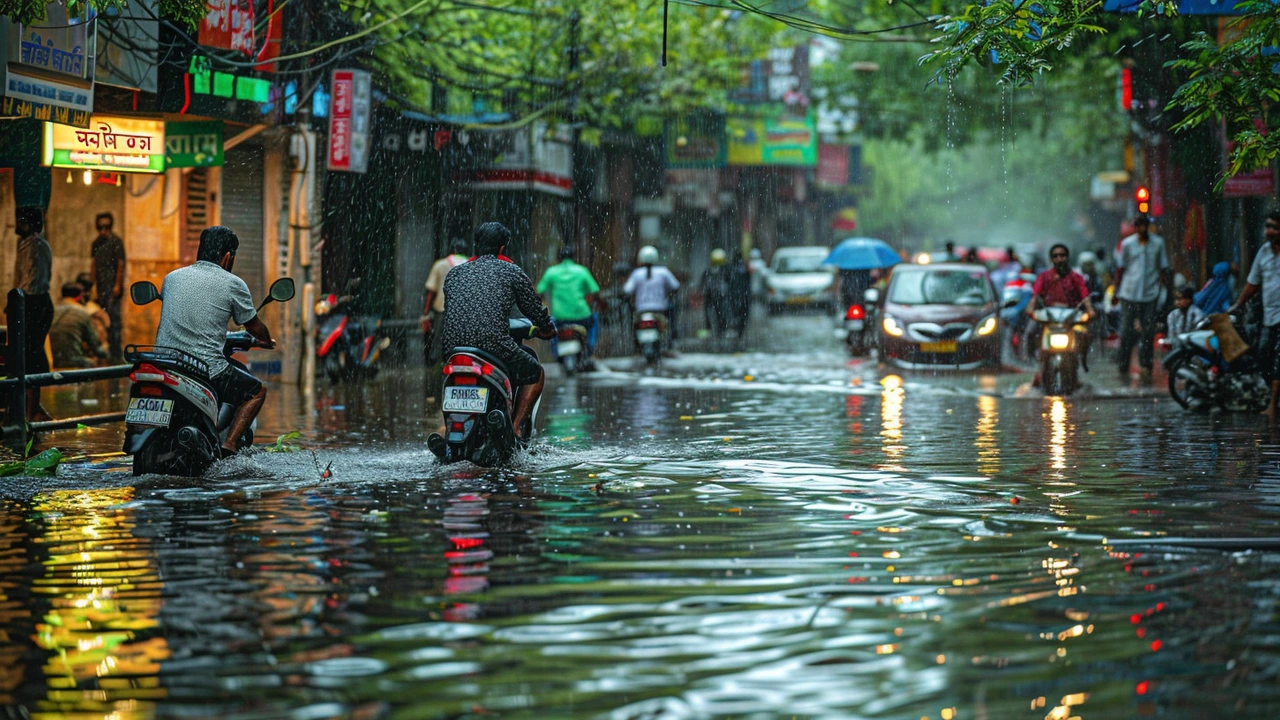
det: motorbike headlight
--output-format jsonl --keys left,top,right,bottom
{"left": 883, "top": 316, "right": 905, "bottom": 337}
{"left": 314, "top": 300, "right": 330, "bottom": 315}
{"left": 976, "top": 315, "right": 998, "bottom": 336}
{"left": 1049, "top": 333, "right": 1072, "bottom": 350}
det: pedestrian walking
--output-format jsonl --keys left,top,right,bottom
{"left": 91, "top": 212, "right": 126, "bottom": 363}
{"left": 419, "top": 237, "right": 469, "bottom": 365}
{"left": 1114, "top": 214, "right": 1171, "bottom": 383}
{"left": 726, "top": 252, "right": 752, "bottom": 345}
{"left": 50, "top": 282, "right": 107, "bottom": 369}
{"left": 12, "top": 206, "right": 53, "bottom": 421}
{"left": 1229, "top": 210, "right": 1280, "bottom": 417}
{"left": 700, "top": 249, "right": 729, "bottom": 341}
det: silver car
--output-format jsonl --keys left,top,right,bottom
{"left": 765, "top": 246, "right": 835, "bottom": 313}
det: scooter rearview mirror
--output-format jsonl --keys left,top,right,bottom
{"left": 269, "top": 277, "right": 296, "bottom": 303}
{"left": 130, "top": 281, "right": 160, "bottom": 306}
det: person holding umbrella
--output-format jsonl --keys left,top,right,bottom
{"left": 825, "top": 238, "right": 902, "bottom": 306}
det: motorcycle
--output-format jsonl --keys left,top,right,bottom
{"left": 1164, "top": 313, "right": 1268, "bottom": 412}
{"left": 122, "top": 277, "right": 295, "bottom": 477}
{"left": 845, "top": 288, "right": 879, "bottom": 356}
{"left": 1033, "top": 301, "right": 1089, "bottom": 396}
{"left": 315, "top": 281, "right": 390, "bottom": 382}
{"left": 554, "top": 322, "right": 589, "bottom": 375}
{"left": 428, "top": 319, "right": 547, "bottom": 467}
{"left": 635, "top": 312, "right": 663, "bottom": 366}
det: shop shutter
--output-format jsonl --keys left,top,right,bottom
{"left": 221, "top": 142, "right": 266, "bottom": 299}
{"left": 180, "top": 168, "right": 210, "bottom": 265}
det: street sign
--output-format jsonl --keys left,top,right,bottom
{"left": 165, "top": 121, "right": 223, "bottom": 167}
{"left": 42, "top": 115, "right": 164, "bottom": 173}
{"left": 327, "top": 69, "right": 370, "bottom": 173}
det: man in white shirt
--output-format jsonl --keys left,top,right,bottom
{"left": 1113, "top": 215, "right": 1171, "bottom": 382}
{"left": 1230, "top": 210, "right": 1280, "bottom": 416}
{"left": 624, "top": 245, "right": 680, "bottom": 353}
{"left": 419, "top": 237, "right": 469, "bottom": 364}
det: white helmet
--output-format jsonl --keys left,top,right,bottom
{"left": 1077, "top": 251, "right": 1098, "bottom": 268}
{"left": 638, "top": 245, "right": 659, "bottom": 265}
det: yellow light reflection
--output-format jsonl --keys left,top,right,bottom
{"left": 974, "top": 394, "right": 1000, "bottom": 476}
{"left": 29, "top": 488, "right": 168, "bottom": 716}
{"left": 879, "top": 376, "right": 906, "bottom": 470}
{"left": 1049, "top": 398, "right": 1068, "bottom": 472}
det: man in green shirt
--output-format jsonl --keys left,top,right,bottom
{"left": 537, "top": 246, "right": 604, "bottom": 358}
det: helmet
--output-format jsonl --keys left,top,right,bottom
{"left": 1077, "top": 251, "right": 1097, "bottom": 269}
{"left": 749, "top": 248, "right": 762, "bottom": 260}
{"left": 638, "top": 245, "right": 659, "bottom": 265}
{"left": 710, "top": 248, "right": 727, "bottom": 266}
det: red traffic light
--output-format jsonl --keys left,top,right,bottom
{"left": 1135, "top": 186, "right": 1150, "bottom": 202}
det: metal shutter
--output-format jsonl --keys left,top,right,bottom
{"left": 180, "top": 168, "right": 210, "bottom": 265}
{"left": 220, "top": 143, "right": 265, "bottom": 299}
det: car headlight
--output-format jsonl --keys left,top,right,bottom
{"left": 883, "top": 317, "right": 905, "bottom": 337}
{"left": 976, "top": 315, "right": 998, "bottom": 336}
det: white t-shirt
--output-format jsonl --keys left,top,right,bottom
{"left": 624, "top": 266, "right": 680, "bottom": 312}
{"left": 1247, "top": 244, "right": 1280, "bottom": 326}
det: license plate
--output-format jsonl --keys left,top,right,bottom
{"left": 786, "top": 295, "right": 811, "bottom": 305}
{"left": 845, "top": 320, "right": 865, "bottom": 331}
{"left": 442, "top": 386, "right": 489, "bottom": 413}
{"left": 636, "top": 328, "right": 660, "bottom": 343}
{"left": 920, "top": 341, "right": 957, "bottom": 353}
{"left": 557, "top": 339, "right": 582, "bottom": 357}
{"left": 125, "top": 398, "right": 174, "bottom": 427}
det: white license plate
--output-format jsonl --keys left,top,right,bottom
{"left": 845, "top": 320, "right": 865, "bottom": 331}
{"left": 557, "top": 339, "right": 582, "bottom": 357}
{"left": 126, "top": 398, "right": 174, "bottom": 427}
{"left": 442, "top": 386, "right": 489, "bottom": 413}
{"left": 636, "top": 328, "right": 660, "bottom": 343}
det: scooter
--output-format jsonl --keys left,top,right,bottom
{"left": 554, "top": 322, "right": 589, "bottom": 375}
{"left": 1032, "top": 301, "right": 1089, "bottom": 396}
{"left": 1164, "top": 313, "right": 1268, "bottom": 412}
{"left": 428, "top": 319, "right": 547, "bottom": 467}
{"left": 635, "top": 313, "right": 663, "bottom": 366}
{"left": 845, "top": 288, "right": 879, "bottom": 356}
{"left": 315, "top": 280, "right": 390, "bottom": 382}
{"left": 123, "top": 277, "right": 295, "bottom": 477}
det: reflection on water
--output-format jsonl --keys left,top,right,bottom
{"left": 4, "top": 357, "right": 1280, "bottom": 718}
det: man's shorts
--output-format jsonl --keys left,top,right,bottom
{"left": 210, "top": 365, "right": 264, "bottom": 407}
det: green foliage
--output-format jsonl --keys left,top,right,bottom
{"left": 3, "top": 0, "right": 204, "bottom": 29}
{"left": 364, "top": 0, "right": 782, "bottom": 129}
{"left": 264, "top": 431, "right": 302, "bottom": 453}
{"left": 0, "top": 447, "right": 64, "bottom": 477}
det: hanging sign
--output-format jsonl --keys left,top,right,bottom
{"left": 42, "top": 116, "right": 165, "bottom": 172}
{"left": 327, "top": 69, "right": 371, "bottom": 173}
{"left": 165, "top": 121, "right": 223, "bottom": 167}
{"left": 2, "top": 4, "right": 95, "bottom": 127}
{"left": 198, "top": 0, "right": 255, "bottom": 55}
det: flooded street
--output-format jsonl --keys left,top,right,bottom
{"left": 3, "top": 314, "right": 1279, "bottom": 718}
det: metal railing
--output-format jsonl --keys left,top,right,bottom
{"left": 2, "top": 289, "right": 131, "bottom": 450}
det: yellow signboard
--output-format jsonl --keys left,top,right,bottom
{"left": 42, "top": 116, "right": 166, "bottom": 173}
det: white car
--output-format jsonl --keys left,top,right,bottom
{"left": 765, "top": 246, "right": 835, "bottom": 313}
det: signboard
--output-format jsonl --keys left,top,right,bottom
{"left": 817, "top": 144, "right": 850, "bottom": 186}
{"left": 327, "top": 69, "right": 371, "bottom": 173}
{"left": 468, "top": 123, "right": 573, "bottom": 196}
{"left": 199, "top": 0, "right": 254, "bottom": 55}
{"left": 2, "top": 4, "right": 95, "bottom": 127}
{"left": 165, "top": 121, "right": 223, "bottom": 167}
{"left": 727, "top": 114, "right": 817, "bottom": 166}
{"left": 664, "top": 115, "right": 725, "bottom": 168}
{"left": 42, "top": 116, "right": 165, "bottom": 172}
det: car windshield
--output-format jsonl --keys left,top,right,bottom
{"left": 889, "top": 268, "right": 994, "bottom": 306}
{"left": 773, "top": 252, "right": 828, "bottom": 274}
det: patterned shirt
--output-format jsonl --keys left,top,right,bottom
{"left": 442, "top": 254, "right": 553, "bottom": 358}
{"left": 155, "top": 261, "right": 257, "bottom": 376}
{"left": 14, "top": 232, "right": 51, "bottom": 295}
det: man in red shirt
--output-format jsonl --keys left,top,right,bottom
{"left": 1028, "top": 244, "right": 1097, "bottom": 373}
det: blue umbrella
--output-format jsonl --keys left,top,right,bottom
{"left": 823, "top": 237, "right": 901, "bottom": 271}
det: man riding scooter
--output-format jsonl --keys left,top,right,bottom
{"left": 1028, "top": 244, "right": 1096, "bottom": 380}
{"left": 537, "top": 245, "right": 605, "bottom": 367}
{"left": 153, "top": 226, "right": 275, "bottom": 458}
{"left": 434, "top": 222, "right": 555, "bottom": 447}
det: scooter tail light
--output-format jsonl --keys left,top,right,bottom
{"left": 846, "top": 304, "right": 865, "bottom": 320}
{"left": 480, "top": 362, "right": 495, "bottom": 376}
{"left": 130, "top": 363, "right": 178, "bottom": 386}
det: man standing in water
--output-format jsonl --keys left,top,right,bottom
{"left": 91, "top": 212, "right": 126, "bottom": 363}
{"left": 1230, "top": 210, "right": 1280, "bottom": 417}
{"left": 1113, "top": 215, "right": 1170, "bottom": 383}
{"left": 12, "top": 207, "right": 53, "bottom": 421}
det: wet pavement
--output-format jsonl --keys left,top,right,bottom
{"left": 3, "top": 311, "right": 1280, "bottom": 718}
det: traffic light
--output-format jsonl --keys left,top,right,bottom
{"left": 1135, "top": 185, "right": 1150, "bottom": 215}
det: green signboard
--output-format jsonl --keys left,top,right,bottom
{"left": 664, "top": 115, "right": 726, "bottom": 168}
{"left": 165, "top": 121, "right": 223, "bottom": 168}
{"left": 727, "top": 112, "right": 816, "bottom": 167}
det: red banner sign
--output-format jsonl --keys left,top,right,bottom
{"left": 199, "top": 0, "right": 254, "bottom": 55}
{"left": 327, "top": 69, "right": 370, "bottom": 173}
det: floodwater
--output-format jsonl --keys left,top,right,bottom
{"left": 3, "top": 314, "right": 1280, "bottom": 719}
